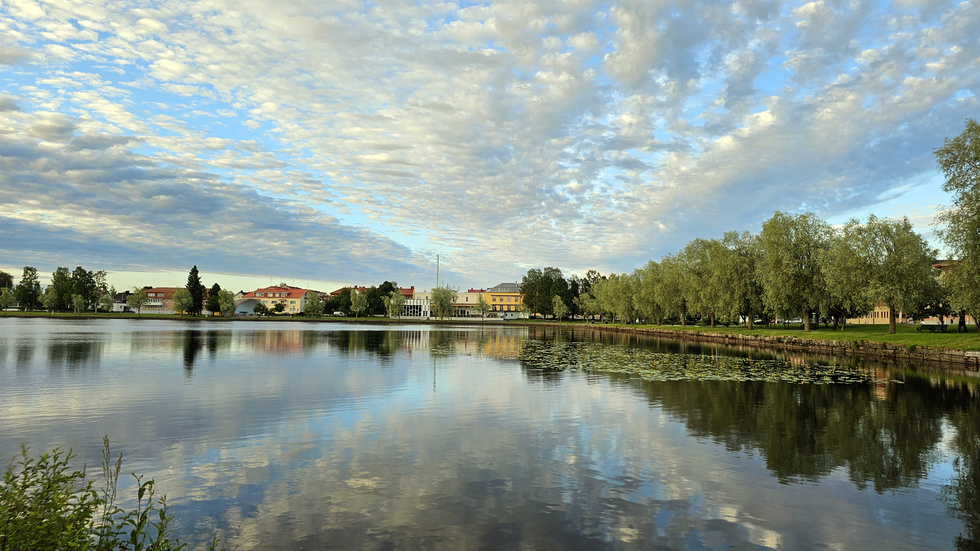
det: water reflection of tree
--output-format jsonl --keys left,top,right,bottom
{"left": 179, "top": 330, "right": 231, "bottom": 373}
{"left": 47, "top": 339, "right": 104, "bottom": 369}
{"left": 941, "top": 384, "right": 980, "bottom": 549}
{"left": 619, "top": 375, "right": 946, "bottom": 492}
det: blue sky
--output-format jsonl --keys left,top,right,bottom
{"left": 1, "top": 0, "right": 977, "bottom": 292}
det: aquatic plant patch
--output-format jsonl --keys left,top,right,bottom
{"left": 518, "top": 341, "right": 887, "bottom": 384}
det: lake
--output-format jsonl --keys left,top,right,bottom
{"left": 0, "top": 318, "right": 976, "bottom": 550}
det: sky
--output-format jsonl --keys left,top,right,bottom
{"left": 1, "top": 0, "right": 977, "bottom": 293}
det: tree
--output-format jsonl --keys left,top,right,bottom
{"left": 186, "top": 266, "right": 206, "bottom": 316}
{"left": 635, "top": 262, "right": 665, "bottom": 325}
{"left": 0, "top": 270, "right": 13, "bottom": 290}
{"left": 757, "top": 212, "right": 832, "bottom": 331}
{"left": 383, "top": 290, "right": 405, "bottom": 319}
{"left": 825, "top": 216, "right": 937, "bottom": 333}
{"left": 253, "top": 303, "right": 269, "bottom": 315}
{"left": 430, "top": 287, "right": 457, "bottom": 320}
{"left": 304, "top": 292, "right": 325, "bottom": 317}
{"left": 206, "top": 283, "right": 222, "bottom": 315}
{"left": 218, "top": 289, "right": 236, "bottom": 316}
{"left": 272, "top": 302, "right": 286, "bottom": 314}
{"left": 71, "top": 294, "right": 86, "bottom": 314}
{"left": 93, "top": 271, "right": 108, "bottom": 304}
{"left": 475, "top": 294, "right": 491, "bottom": 320}
{"left": 127, "top": 287, "right": 149, "bottom": 317}
{"left": 41, "top": 286, "right": 59, "bottom": 314}
{"left": 364, "top": 286, "right": 383, "bottom": 316}
{"left": 333, "top": 288, "right": 353, "bottom": 316}
{"left": 70, "top": 266, "right": 96, "bottom": 311}
{"left": 0, "top": 286, "right": 15, "bottom": 313}
{"left": 721, "top": 231, "right": 764, "bottom": 329}
{"left": 350, "top": 290, "right": 367, "bottom": 318}
{"left": 50, "top": 267, "right": 72, "bottom": 310}
{"left": 172, "top": 288, "right": 193, "bottom": 315}
{"left": 16, "top": 266, "right": 40, "bottom": 311}
{"left": 553, "top": 295, "right": 569, "bottom": 323}
{"left": 98, "top": 286, "right": 116, "bottom": 313}
{"left": 679, "top": 238, "right": 729, "bottom": 327}
{"left": 936, "top": 119, "right": 980, "bottom": 329}
{"left": 375, "top": 281, "right": 399, "bottom": 316}
{"left": 520, "top": 267, "right": 567, "bottom": 317}
{"left": 943, "top": 260, "right": 980, "bottom": 331}
{"left": 655, "top": 254, "right": 688, "bottom": 325}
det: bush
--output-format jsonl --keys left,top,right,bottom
{"left": 0, "top": 436, "right": 220, "bottom": 551}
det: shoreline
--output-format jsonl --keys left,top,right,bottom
{"left": 4, "top": 312, "right": 979, "bottom": 370}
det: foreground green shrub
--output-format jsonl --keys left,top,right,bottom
{"left": 0, "top": 436, "right": 219, "bottom": 551}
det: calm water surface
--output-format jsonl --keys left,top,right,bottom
{"left": 1, "top": 318, "right": 977, "bottom": 550}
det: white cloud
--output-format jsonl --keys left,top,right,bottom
{"left": 0, "top": 0, "right": 975, "bottom": 287}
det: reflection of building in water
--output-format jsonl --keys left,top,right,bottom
{"left": 480, "top": 331, "right": 524, "bottom": 359}
{"left": 244, "top": 330, "right": 304, "bottom": 354}
{"left": 873, "top": 367, "right": 889, "bottom": 401}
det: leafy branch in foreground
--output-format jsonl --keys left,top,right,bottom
{"left": 0, "top": 436, "right": 221, "bottom": 551}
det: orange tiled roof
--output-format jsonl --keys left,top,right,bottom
{"left": 245, "top": 285, "right": 308, "bottom": 299}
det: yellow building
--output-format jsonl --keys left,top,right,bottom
{"left": 486, "top": 282, "right": 524, "bottom": 316}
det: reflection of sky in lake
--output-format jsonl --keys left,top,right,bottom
{"left": 0, "top": 319, "right": 969, "bottom": 550}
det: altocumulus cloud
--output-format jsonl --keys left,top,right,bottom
{"left": 0, "top": 0, "right": 977, "bottom": 286}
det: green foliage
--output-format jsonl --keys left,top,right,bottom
{"left": 16, "top": 266, "right": 41, "bottom": 311}
{"left": 474, "top": 293, "right": 491, "bottom": 320}
{"left": 552, "top": 295, "right": 569, "bottom": 322}
{"left": 825, "top": 215, "right": 937, "bottom": 334}
{"left": 936, "top": 119, "right": 980, "bottom": 329}
{"left": 350, "top": 290, "right": 368, "bottom": 318}
{"left": 127, "top": 287, "right": 149, "bottom": 317}
{"left": 172, "top": 288, "right": 193, "bottom": 315}
{"left": 304, "top": 291, "right": 325, "bottom": 317}
{"left": 0, "top": 270, "right": 12, "bottom": 290}
{"left": 383, "top": 290, "right": 405, "bottom": 319}
{"left": 520, "top": 267, "right": 568, "bottom": 317}
{"left": 0, "top": 287, "right": 15, "bottom": 313}
{"left": 51, "top": 267, "right": 73, "bottom": 310}
{"left": 41, "top": 286, "right": 59, "bottom": 314}
{"left": 97, "top": 286, "right": 116, "bottom": 314}
{"left": 272, "top": 302, "right": 286, "bottom": 314}
{"left": 757, "top": 212, "right": 832, "bottom": 331}
{"left": 70, "top": 267, "right": 97, "bottom": 312}
{"left": 205, "top": 283, "right": 222, "bottom": 315}
{"left": 71, "top": 294, "right": 86, "bottom": 314}
{"left": 430, "top": 286, "right": 457, "bottom": 320}
{"left": 185, "top": 266, "right": 206, "bottom": 316}
{"left": 0, "top": 437, "right": 219, "bottom": 551}
{"left": 217, "top": 289, "right": 236, "bottom": 317}
{"left": 253, "top": 303, "right": 269, "bottom": 315}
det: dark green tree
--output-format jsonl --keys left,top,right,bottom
{"left": 16, "top": 266, "right": 40, "bottom": 311}
{"left": 936, "top": 119, "right": 980, "bottom": 331}
{"left": 186, "top": 265, "right": 206, "bottom": 315}
{"left": 50, "top": 267, "right": 72, "bottom": 310}
{"left": 364, "top": 286, "right": 383, "bottom": 315}
{"left": 520, "top": 267, "right": 567, "bottom": 317}
{"left": 0, "top": 270, "right": 13, "bottom": 290}
{"left": 70, "top": 266, "right": 96, "bottom": 311}
{"left": 206, "top": 283, "right": 222, "bottom": 315}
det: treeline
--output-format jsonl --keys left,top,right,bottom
{"left": 0, "top": 265, "right": 113, "bottom": 314}
{"left": 523, "top": 212, "right": 963, "bottom": 334}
